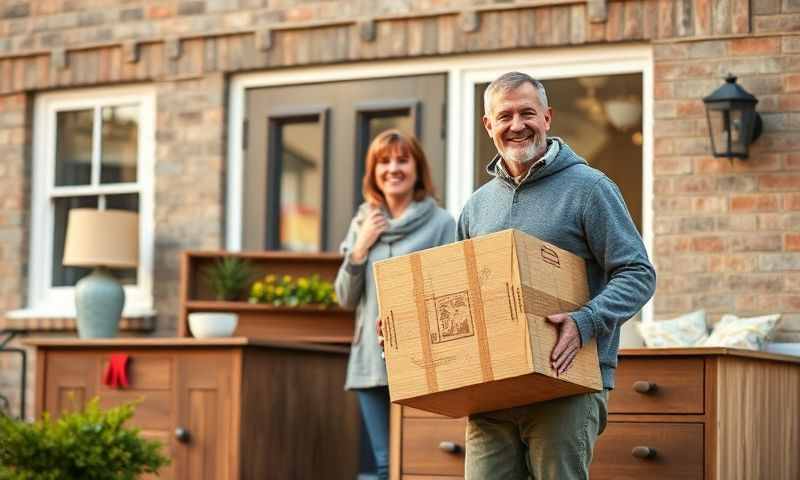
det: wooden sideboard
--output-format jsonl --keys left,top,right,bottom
{"left": 29, "top": 337, "right": 361, "bottom": 480}
{"left": 389, "top": 348, "right": 800, "bottom": 480}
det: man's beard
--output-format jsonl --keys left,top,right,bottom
{"left": 501, "top": 133, "right": 547, "bottom": 165}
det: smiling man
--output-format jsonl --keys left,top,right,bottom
{"left": 457, "top": 72, "right": 656, "bottom": 479}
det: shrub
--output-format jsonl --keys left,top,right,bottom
{"left": 0, "top": 398, "right": 169, "bottom": 480}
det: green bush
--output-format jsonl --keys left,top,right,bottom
{"left": 0, "top": 398, "right": 169, "bottom": 480}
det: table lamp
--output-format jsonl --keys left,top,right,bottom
{"left": 62, "top": 209, "right": 139, "bottom": 338}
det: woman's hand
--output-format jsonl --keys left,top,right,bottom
{"left": 350, "top": 208, "right": 388, "bottom": 263}
{"left": 377, "top": 316, "right": 384, "bottom": 350}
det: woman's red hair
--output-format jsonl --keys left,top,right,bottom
{"left": 362, "top": 129, "right": 437, "bottom": 207}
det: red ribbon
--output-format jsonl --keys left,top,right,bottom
{"left": 102, "top": 354, "right": 130, "bottom": 389}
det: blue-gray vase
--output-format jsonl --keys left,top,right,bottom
{"left": 75, "top": 267, "right": 124, "bottom": 338}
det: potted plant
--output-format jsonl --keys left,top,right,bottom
{"left": 204, "top": 256, "right": 252, "bottom": 301}
{"left": 0, "top": 398, "right": 169, "bottom": 479}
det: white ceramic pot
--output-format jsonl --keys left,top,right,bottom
{"left": 188, "top": 312, "right": 239, "bottom": 338}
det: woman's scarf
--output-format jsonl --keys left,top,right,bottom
{"left": 353, "top": 196, "right": 437, "bottom": 245}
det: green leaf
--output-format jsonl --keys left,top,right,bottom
{"left": 0, "top": 398, "right": 170, "bottom": 480}
{"left": 203, "top": 257, "right": 253, "bottom": 301}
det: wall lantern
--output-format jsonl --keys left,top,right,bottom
{"left": 702, "top": 74, "right": 762, "bottom": 159}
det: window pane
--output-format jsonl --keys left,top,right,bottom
{"left": 106, "top": 194, "right": 139, "bottom": 286}
{"left": 55, "top": 109, "right": 93, "bottom": 187}
{"left": 52, "top": 196, "right": 98, "bottom": 287}
{"left": 473, "top": 86, "right": 495, "bottom": 188}
{"left": 474, "top": 73, "right": 643, "bottom": 232}
{"left": 100, "top": 105, "right": 139, "bottom": 184}
{"left": 52, "top": 195, "right": 140, "bottom": 287}
{"left": 278, "top": 120, "right": 324, "bottom": 252}
{"left": 367, "top": 112, "right": 414, "bottom": 141}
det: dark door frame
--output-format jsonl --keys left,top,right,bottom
{"left": 265, "top": 106, "right": 331, "bottom": 251}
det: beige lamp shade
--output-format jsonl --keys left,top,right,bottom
{"left": 63, "top": 209, "right": 139, "bottom": 268}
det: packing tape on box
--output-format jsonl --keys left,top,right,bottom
{"left": 463, "top": 239, "right": 495, "bottom": 384}
{"left": 410, "top": 252, "right": 440, "bottom": 393}
{"left": 521, "top": 286, "right": 581, "bottom": 319}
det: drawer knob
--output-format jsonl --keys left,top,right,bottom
{"left": 175, "top": 427, "right": 191, "bottom": 444}
{"left": 633, "top": 381, "right": 657, "bottom": 394}
{"left": 631, "top": 446, "right": 657, "bottom": 459}
{"left": 438, "top": 441, "right": 462, "bottom": 454}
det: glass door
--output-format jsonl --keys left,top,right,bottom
{"left": 243, "top": 74, "right": 447, "bottom": 252}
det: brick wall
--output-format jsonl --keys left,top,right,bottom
{"left": 653, "top": 33, "right": 800, "bottom": 339}
{"left": 0, "top": 0, "right": 754, "bottom": 96}
{"left": 0, "top": 92, "right": 31, "bottom": 418}
{"left": 153, "top": 73, "right": 227, "bottom": 336}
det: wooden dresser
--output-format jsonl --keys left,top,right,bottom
{"left": 389, "top": 348, "right": 800, "bottom": 480}
{"left": 29, "top": 337, "right": 360, "bottom": 480}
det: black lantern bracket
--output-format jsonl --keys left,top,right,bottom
{"left": 702, "top": 73, "right": 763, "bottom": 160}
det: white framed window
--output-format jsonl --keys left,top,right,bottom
{"left": 19, "top": 86, "right": 156, "bottom": 318}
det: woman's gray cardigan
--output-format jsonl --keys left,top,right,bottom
{"left": 335, "top": 198, "right": 456, "bottom": 390}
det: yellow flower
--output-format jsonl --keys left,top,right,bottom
{"left": 282, "top": 274, "right": 292, "bottom": 284}
{"left": 250, "top": 281, "right": 265, "bottom": 297}
{"left": 275, "top": 286, "right": 285, "bottom": 297}
{"left": 297, "top": 277, "right": 309, "bottom": 289}
{"left": 265, "top": 274, "right": 276, "bottom": 284}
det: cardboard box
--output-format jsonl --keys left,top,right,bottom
{"left": 374, "top": 229, "right": 602, "bottom": 418}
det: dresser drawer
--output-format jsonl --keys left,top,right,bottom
{"left": 98, "top": 390, "right": 174, "bottom": 429}
{"left": 591, "top": 422, "right": 703, "bottom": 480}
{"left": 98, "top": 353, "right": 174, "bottom": 391}
{"left": 610, "top": 358, "right": 704, "bottom": 414}
{"left": 402, "top": 418, "right": 466, "bottom": 476}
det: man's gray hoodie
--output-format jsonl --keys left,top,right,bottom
{"left": 457, "top": 138, "right": 656, "bottom": 389}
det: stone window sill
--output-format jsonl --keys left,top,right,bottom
{"left": 1, "top": 307, "right": 156, "bottom": 333}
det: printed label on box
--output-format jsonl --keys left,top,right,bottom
{"left": 427, "top": 291, "right": 475, "bottom": 344}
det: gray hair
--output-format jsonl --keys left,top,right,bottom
{"left": 483, "top": 71, "right": 549, "bottom": 115}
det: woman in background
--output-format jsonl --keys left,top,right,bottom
{"left": 335, "top": 129, "right": 455, "bottom": 480}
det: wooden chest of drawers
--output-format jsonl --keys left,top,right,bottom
{"left": 390, "top": 348, "right": 800, "bottom": 480}
{"left": 30, "top": 338, "right": 361, "bottom": 480}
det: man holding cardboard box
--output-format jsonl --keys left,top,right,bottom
{"left": 457, "top": 72, "right": 656, "bottom": 479}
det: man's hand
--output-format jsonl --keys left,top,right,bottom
{"left": 546, "top": 313, "right": 581, "bottom": 376}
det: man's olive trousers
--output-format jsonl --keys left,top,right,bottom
{"left": 465, "top": 391, "right": 608, "bottom": 480}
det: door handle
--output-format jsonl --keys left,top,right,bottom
{"left": 631, "top": 446, "right": 657, "bottom": 459}
{"left": 633, "top": 381, "right": 657, "bottom": 394}
{"left": 438, "top": 441, "right": 462, "bottom": 454}
{"left": 175, "top": 427, "right": 191, "bottom": 444}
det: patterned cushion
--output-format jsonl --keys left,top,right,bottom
{"left": 702, "top": 313, "right": 781, "bottom": 351}
{"left": 637, "top": 310, "right": 708, "bottom": 348}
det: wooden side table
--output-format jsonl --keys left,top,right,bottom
{"left": 28, "top": 337, "right": 361, "bottom": 480}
